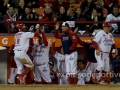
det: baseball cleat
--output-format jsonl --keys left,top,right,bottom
{"left": 17, "top": 76, "right": 26, "bottom": 84}
{"left": 99, "top": 81, "right": 108, "bottom": 84}
{"left": 0, "top": 46, "right": 6, "bottom": 50}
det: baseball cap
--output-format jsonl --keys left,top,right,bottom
{"left": 62, "top": 22, "right": 69, "bottom": 27}
{"left": 102, "top": 22, "right": 111, "bottom": 27}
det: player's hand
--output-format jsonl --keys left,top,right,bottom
{"left": 35, "top": 24, "right": 40, "bottom": 30}
{"left": 41, "top": 26, "right": 44, "bottom": 32}
{"left": 96, "top": 50, "right": 100, "bottom": 56}
{"left": 55, "top": 22, "right": 59, "bottom": 30}
{"left": 74, "top": 27, "right": 78, "bottom": 33}
{"left": 29, "top": 25, "right": 34, "bottom": 32}
{"left": 53, "top": 38, "right": 57, "bottom": 42}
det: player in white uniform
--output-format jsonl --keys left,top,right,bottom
{"left": 33, "top": 26, "right": 51, "bottom": 84}
{"left": 51, "top": 38, "right": 68, "bottom": 84}
{"left": 14, "top": 24, "right": 39, "bottom": 84}
{"left": 93, "top": 22, "right": 118, "bottom": 84}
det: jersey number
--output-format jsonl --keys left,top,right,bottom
{"left": 16, "top": 38, "right": 20, "bottom": 44}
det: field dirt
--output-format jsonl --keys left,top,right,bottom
{"left": 0, "top": 84, "right": 120, "bottom": 90}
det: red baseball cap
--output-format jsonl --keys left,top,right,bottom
{"left": 102, "top": 22, "right": 111, "bottom": 27}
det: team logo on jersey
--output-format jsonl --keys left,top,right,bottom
{"left": 69, "top": 56, "right": 74, "bottom": 60}
{"left": 72, "top": 36, "right": 76, "bottom": 39}
{"left": 42, "top": 67, "right": 47, "bottom": 72}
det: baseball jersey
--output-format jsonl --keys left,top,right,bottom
{"left": 54, "top": 52, "right": 66, "bottom": 73}
{"left": 105, "top": 14, "right": 120, "bottom": 30}
{"left": 14, "top": 32, "right": 34, "bottom": 52}
{"left": 93, "top": 30, "right": 115, "bottom": 53}
{"left": 33, "top": 42, "right": 50, "bottom": 65}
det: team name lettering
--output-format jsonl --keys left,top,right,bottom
{"left": 62, "top": 36, "right": 69, "bottom": 41}
{"left": 103, "top": 38, "right": 112, "bottom": 42}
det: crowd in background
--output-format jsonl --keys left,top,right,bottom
{"left": 0, "top": 0, "right": 120, "bottom": 33}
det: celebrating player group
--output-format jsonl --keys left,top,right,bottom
{"left": 8, "top": 21, "right": 118, "bottom": 85}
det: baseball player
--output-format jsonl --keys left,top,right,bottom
{"left": 51, "top": 38, "right": 68, "bottom": 84}
{"left": 8, "top": 44, "right": 17, "bottom": 84}
{"left": 54, "top": 22, "right": 78, "bottom": 84}
{"left": 93, "top": 22, "right": 118, "bottom": 84}
{"left": 14, "top": 24, "right": 39, "bottom": 84}
{"left": 74, "top": 28, "right": 99, "bottom": 84}
{"left": 33, "top": 26, "right": 51, "bottom": 84}
{"left": 49, "top": 61, "right": 58, "bottom": 84}
{"left": 77, "top": 60, "right": 85, "bottom": 85}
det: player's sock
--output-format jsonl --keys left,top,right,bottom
{"left": 85, "top": 81, "right": 90, "bottom": 84}
{"left": 20, "top": 67, "right": 31, "bottom": 77}
{"left": 74, "top": 74, "right": 78, "bottom": 84}
{"left": 68, "top": 77, "right": 72, "bottom": 84}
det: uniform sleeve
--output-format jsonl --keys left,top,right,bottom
{"left": 93, "top": 32, "right": 101, "bottom": 50}
{"left": 111, "top": 34, "right": 116, "bottom": 49}
{"left": 75, "top": 33, "right": 88, "bottom": 47}
{"left": 54, "top": 30, "right": 63, "bottom": 39}
{"left": 8, "top": 44, "right": 15, "bottom": 54}
{"left": 41, "top": 32, "right": 48, "bottom": 46}
{"left": 54, "top": 52, "right": 59, "bottom": 60}
{"left": 69, "top": 32, "right": 78, "bottom": 51}
{"left": 25, "top": 30, "right": 39, "bottom": 38}
{"left": 51, "top": 42, "right": 57, "bottom": 55}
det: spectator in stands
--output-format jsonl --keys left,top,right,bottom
{"left": 80, "top": 0, "right": 96, "bottom": 17}
{"left": 52, "top": 0, "right": 69, "bottom": 14}
{"left": 30, "top": 0, "right": 39, "bottom": 8}
{"left": 39, "top": 0, "right": 53, "bottom": 8}
{"left": 4, "top": 6, "right": 19, "bottom": 33}
{"left": 19, "top": 5, "right": 38, "bottom": 31}
{"left": 39, "top": 5, "right": 56, "bottom": 33}
{"left": 85, "top": 8, "right": 103, "bottom": 33}
{"left": 99, "top": 0, "right": 109, "bottom": 20}
{"left": 105, "top": 0, "right": 117, "bottom": 13}
{"left": 105, "top": 6, "right": 120, "bottom": 34}
{"left": 0, "top": 0, "right": 11, "bottom": 15}
{"left": 9, "top": 0, "right": 19, "bottom": 7}
{"left": 16, "top": 0, "right": 25, "bottom": 16}
{"left": 56, "top": 6, "right": 67, "bottom": 21}
{"left": 70, "top": 7, "right": 86, "bottom": 31}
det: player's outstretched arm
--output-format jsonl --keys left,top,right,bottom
{"left": 74, "top": 27, "right": 88, "bottom": 47}
{"left": 54, "top": 22, "right": 63, "bottom": 39}
{"left": 9, "top": 44, "right": 15, "bottom": 56}
{"left": 51, "top": 38, "right": 57, "bottom": 55}
{"left": 41, "top": 26, "right": 48, "bottom": 46}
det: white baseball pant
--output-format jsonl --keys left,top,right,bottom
{"left": 95, "top": 51, "right": 110, "bottom": 72}
{"left": 8, "top": 68, "right": 17, "bottom": 83}
{"left": 85, "top": 61, "right": 98, "bottom": 82}
{"left": 14, "top": 50, "right": 34, "bottom": 74}
{"left": 65, "top": 51, "right": 78, "bottom": 75}
{"left": 34, "top": 63, "right": 51, "bottom": 83}
{"left": 59, "top": 75, "right": 68, "bottom": 84}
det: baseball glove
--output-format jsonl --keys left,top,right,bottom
{"left": 9, "top": 50, "right": 15, "bottom": 56}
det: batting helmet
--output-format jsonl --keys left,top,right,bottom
{"left": 18, "top": 24, "right": 25, "bottom": 31}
